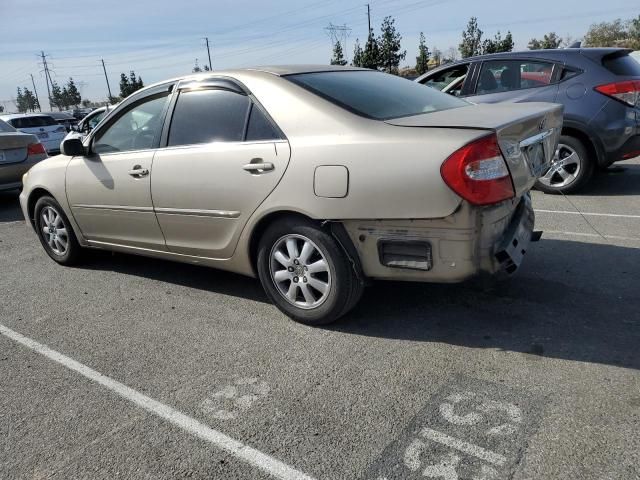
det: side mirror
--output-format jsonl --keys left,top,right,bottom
{"left": 61, "top": 137, "right": 86, "bottom": 156}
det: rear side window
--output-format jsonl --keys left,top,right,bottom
{"left": 477, "top": 60, "right": 555, "bottom": 94}
{"left": 168, "top": 89, "right": 250, "bottom": 146}
{"left": 0, "top": 119, "right": 16, "bottom": 132}
{"left": 9, "top": 116, "right": 57, "bottom": 128}
{"left": 245, "top": 105, "right": 280, "bottom": 141}
{"left": 602, "top": 53, "right": 640, "bottom": 76}
{"left": 287, "top": 70, "right": 467, "bottom": 120}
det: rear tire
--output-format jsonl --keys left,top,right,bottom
{"left": 256, "top": 218, "right": 363, "bottom": 326}
{"left": 34, "top": 195, "right": 82, "bottom": 265}
{"left": 535, "top": 135, "right": 593, "bottom": 194}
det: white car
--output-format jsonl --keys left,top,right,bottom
{"left": 0, "top": 114, "right": 66, "bottom": 155}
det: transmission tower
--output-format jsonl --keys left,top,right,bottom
{"left": 324, "top": 23, "right": 352, "bottom": 62}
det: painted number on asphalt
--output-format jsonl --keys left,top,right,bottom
{"left": 200, "top": 377, "right": 270, "bottom": 420}
{"left": 364, "top": 378, "right": 539, "bottom": 480}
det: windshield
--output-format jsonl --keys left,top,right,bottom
{"left": 286, "top": 70, "right": 468, "bottom": 120}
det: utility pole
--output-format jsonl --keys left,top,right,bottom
{"left": 204, "top": 37, "right": 212, "bottom": 71}
{"left": 101, "top": 59, "right": 113, "bottom": 102}
{"left": 367, "top": 4, "right": 371, "bottom": 38}
{"left": 40, "top": 51, "right": 53, "bottom": 110}
{"left": 30, "top": 74, "right": 42, "bottom": 112}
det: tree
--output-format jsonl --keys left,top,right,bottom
{"left": 361, "top": 29, "right": 381, "bottom": 69}
{"left": 630, "top": 15, "right": 640, "bottom": 49}
{"left": 352, "top": 39, "right": 364, "bottom": 67}
{"left": 378, "top": 16, "right": 406, "bottom": 74}
{"left": 528, "top": 32, "right": 563, "bottom": 50}
{"left": 16, "top": 88, "right": 27, "bottom": 113}
{"left": 193, "top": 59, "right": 202, "bottom": 73}
{"left": 415, "top": 32, "right": 430, "bottom": 75}
{"left": 459, "top": 16, "right": 483, "bottom": 58}
{"left": 330, "top": 41, "right": 348, "bottom": 66}
{"left": 21, "top": 87, "right": 39, "bottom": 112}
{"left": 442, "top": 47, "right": 459, "bottom": 65}
{"left": 50, "top": 81, "right": 64, "bottom": 111}
{"left": 583, "top": 19, "right": 626, "bottom": 47}
{"left": 482, "top": 31, "right": 514, "bottom": 54}
{"left": 0, "top": 105, "right": 4, "bottom": 113}
{"left": 431, "top": 47, "right": 442, "bottom": 67}
{"left": 65, "top": 78, "right": 81, "bottom": 107}
{"left": 119, "top": 70, "right": 144, "bottom": 98}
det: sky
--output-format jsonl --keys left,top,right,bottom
{"left": 0, "top": 0, "right": 638, "bottom": 112}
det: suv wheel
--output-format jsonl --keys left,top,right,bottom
{"left": 257, "top": 218, "right": 363, "bottom": 326}
{"left": 535, "top": 135, "right": 593, "bottom": 194}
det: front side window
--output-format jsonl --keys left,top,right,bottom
{"left": 168, "top": 89, "right": 251, "bottom": 146}
{"left": 422, "top": 64, "right": 470, "bottom": 96}
{"left": 88, "top": 111, "right": 106, "bottom": 130}
{"left": 477, "top": 60, "right": 555, "bottom": 94}
{"left": 93, "top": 94, "right": 169, "bottom": 154}
{"left": 287, "top": 70, "right": 468, "bottom": 120}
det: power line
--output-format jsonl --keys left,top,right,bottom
{"left": 203, "top": 37, "right": 212, "bottom": 70}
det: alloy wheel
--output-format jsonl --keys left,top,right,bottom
{"left": 269, "top": 234, "right": 332, "bottom": 310}
{"left": 538, "top": 143, "right": 582, "bottom": 189}
{"left": 40, "top": 206, "right": 69, "bottom": 256}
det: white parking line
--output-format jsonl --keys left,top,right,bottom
{"left": 544, "top": 230, "right": 640, "bottom": 242}
{"left": 420, "top": 428, "right": 507, "bottom": 466}
{"left": 0, "top": 323, "right": 315, "bottom": 480}
{"left": 535, "top": 209, "right": 640, "bottom": 219}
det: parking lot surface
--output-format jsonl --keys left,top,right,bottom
{"left": 1, "top": 159, "right": 639, "bottom": 480}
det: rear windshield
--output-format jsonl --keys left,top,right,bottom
{"left": 602, "top": 53, "right": 640, "bottom": 76}
{"left": 286, "top": 70, "right": 468, "bottom": 120}
{"left": 9, "top": 116, "right": 57, "bottom": 128}
{"left": 0, "top": 119, "right": 16, "bottom": 132}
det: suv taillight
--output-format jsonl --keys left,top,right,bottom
{"left": 440, "top": 134, "right": 515, "bottom": 206}
{"left": 27, "top": 143, "right": 46, "bottom": 155}
{"left": 594, "top": 80, "right": 640, "bottom": 107}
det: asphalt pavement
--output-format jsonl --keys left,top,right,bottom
{"left": 1, "top": 158, "right": 639, "bottom": 480}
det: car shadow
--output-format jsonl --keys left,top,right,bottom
{"left": 578, "top": 162, "right": 640, "bottom": 196}
{"left": 0, "top": 189, "right": 24, "bottom": 223}
{"left": 331, "top": 238, "right": 640, "bottom": 371}
{"left": 76, "top": 237, "right": 640, "bottom": 371}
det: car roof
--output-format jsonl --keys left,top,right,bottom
{"left": 439, "top": 47, "right": 630, "bottom": 66}
{"left": 0, "top": 113, "right": 56, "bottom": 120}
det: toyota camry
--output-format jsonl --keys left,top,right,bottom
{"left": 19, "top": 65, "right": 562, "bottom": 325}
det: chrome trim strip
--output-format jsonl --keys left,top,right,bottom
{"left": 73, "top": 204, "right": 154, "bottom": 213}
{"left": 154, "top": 208, "right": 240, "bottom": 218}
{"left": 519, "top": 129, "right": 554, "bottom": 148}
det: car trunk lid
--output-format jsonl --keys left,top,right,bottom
{"left": 0, "top": 132, "right": 37, "bottom": 164}
{"left": 385, "top": 102, "right": 563, "bottom": 197}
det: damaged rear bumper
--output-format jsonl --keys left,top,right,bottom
{"left": 341, "top": 195, "right": 537, "bottom": 283}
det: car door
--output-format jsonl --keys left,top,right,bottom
{"left": 150, "top": 79, "right": 290, "bottom": 259}
{"left": 418, "top": 62, "right": 473, "bottom": 97}
{"left": 465, "top": 58, "right": 561, "bottom": 104}
{"left": 66, "top": 85, "right": 173, "bottom": 250}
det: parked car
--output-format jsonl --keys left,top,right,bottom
{"left": 19, "top": 66, "right": 562, "bottom": 325}
{"left": 0, "top": 118, "right": 47, "bottom": 191}
{"left": 416, "top": 48, "right": 640, "bottom": 193}
{"left": 43, "top": 111, "right": 78, "bottom": 132}
{"left": 0, "top": 114, "right": 66, "bottom": 155}
{"left": 75, "top": 105, "right": 115, "bottom": 135}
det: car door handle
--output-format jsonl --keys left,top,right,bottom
{"left": 128, "top": 165, "right": 149, "bottom": 177}
{"left": 242, "top": 161, "right": 274, "bottom": 173}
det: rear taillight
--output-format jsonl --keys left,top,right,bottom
{"left": 27, "top": 143, "right": 46, "bottom": 156}
{"left": 440, "top": 134, "right": 515, "bottom": 206}
{"left": 594, "top": 80, "right": 640, "bottom": 107}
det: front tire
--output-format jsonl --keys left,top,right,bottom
{"left": 34, "top": 195, "right": 82, "bottom": 265}
{"left": 535, "top": 135, "right": 593, "bottom": 194}
{"left": 256, "top": 218, "right": 363, "bottom": 326}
